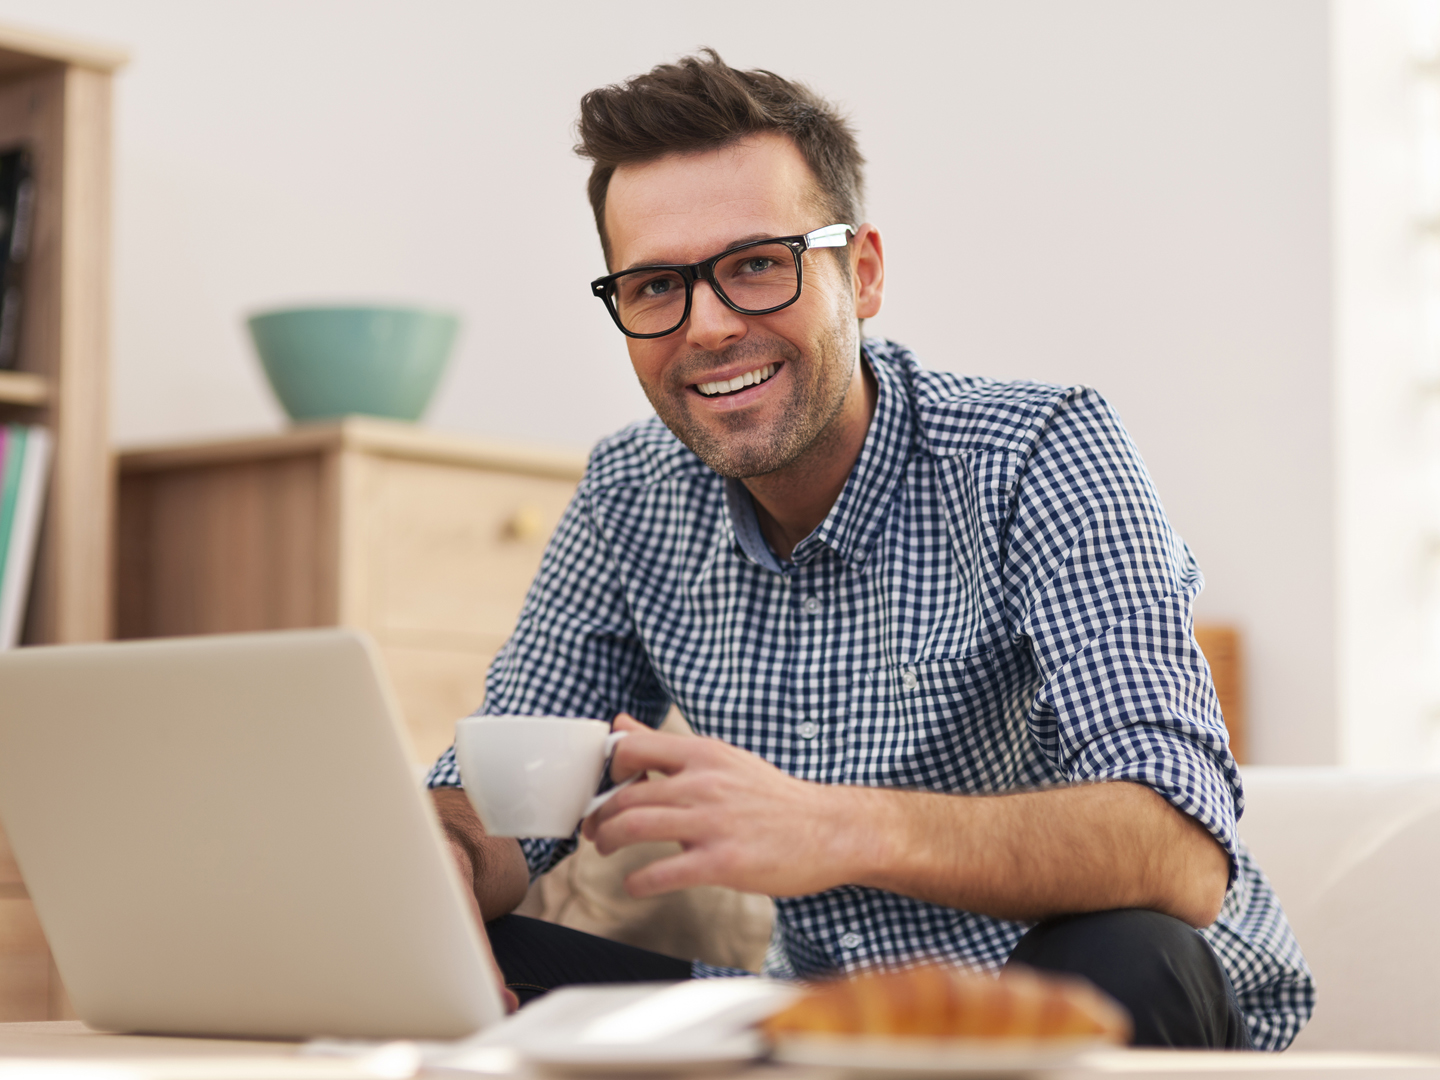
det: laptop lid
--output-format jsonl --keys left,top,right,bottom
{"left": 0, "top": 628, "right": 505, "bottom": 1040}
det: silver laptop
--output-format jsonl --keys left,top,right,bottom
{"left": 0, "top": 628, "right": 506, "bottom": 1040}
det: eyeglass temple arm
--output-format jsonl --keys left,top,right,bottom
{"left": 804, "top": 223, "right": 855, "bottom": 249}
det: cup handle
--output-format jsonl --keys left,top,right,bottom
{"left": 582, "top": 773, "right": 640, "bottom": 818}
{"left": 581, "top": 730, "right": 633, "bottom": 819}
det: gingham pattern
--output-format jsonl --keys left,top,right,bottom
{"left": 428, "top": 340, "right": 1314, "bottom": 1049}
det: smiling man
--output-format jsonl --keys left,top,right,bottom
{"left": 426, "top": 51, "right": 1314, "bottom": 1049}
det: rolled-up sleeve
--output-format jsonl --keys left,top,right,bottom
{"left": 999, "top": 387, "right": 1242, "bottom": 879}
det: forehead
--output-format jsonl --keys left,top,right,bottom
{"left": 605, "top": 132, "right": 822, "bottom": 270}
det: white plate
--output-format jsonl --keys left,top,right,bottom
{"left": 771, "top": 1033, "right": 1111, "bottom": 1077}
{"left": 447, "top": 980, "right": 802, "bottom": 1077}
{"left": 523, "top": 1032, "right": 765, "bottom": 1076}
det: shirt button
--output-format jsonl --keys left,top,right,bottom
{"left": 798, "top": 720, "right": 819, "bottom": 740}
{"left": 901, "top": 667, "right": 919, "bottom": 691}
{"left": 839, "top": 932, "right": 863, "bottom": 949}
{"left": 801, "top": 595, "right": 822, "bottom": 615}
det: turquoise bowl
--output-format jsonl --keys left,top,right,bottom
{"left": 247, "top": 306, "right": 460, "bottom": 423}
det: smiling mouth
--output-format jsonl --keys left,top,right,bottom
{"left": 694, "top": 363, "right": 778, "bottom": 397}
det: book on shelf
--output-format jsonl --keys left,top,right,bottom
{"left": 0, "top": 423, "right": 50, "bottom": 648}
{"left": 0, "top": 146, "right": 34, "bottom": 371}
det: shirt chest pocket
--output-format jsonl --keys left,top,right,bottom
{"left": 842, "top": 652, "right": 1032, "bottom": 792}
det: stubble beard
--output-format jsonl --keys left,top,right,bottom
{"left": 640, "top": 317, "right": 859, "bottom": 480}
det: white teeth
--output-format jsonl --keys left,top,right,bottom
{"left": 697, "top": 364, "right": 776, "bottom": 397}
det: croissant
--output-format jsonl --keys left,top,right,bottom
{"left": 761, "top": 964, "right": 1131, "bottom": 1044}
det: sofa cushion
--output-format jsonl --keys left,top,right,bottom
{"left": 1238, "top": 766, "right": 1440, "bottom": 1052}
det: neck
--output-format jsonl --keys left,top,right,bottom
{"left": 744, "top": 360, "right": 877, "bottom": 562}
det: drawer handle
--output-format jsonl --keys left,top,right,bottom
{"left": 504, "top": 504, "right": 545, "bottom": 541}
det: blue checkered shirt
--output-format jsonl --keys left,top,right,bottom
{"left": 427, "top": 340, "right": 1314, "bottom": 1050}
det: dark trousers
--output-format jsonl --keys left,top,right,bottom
{"left": 1004, "top": 908, "right": 1253, "bottom": 1049}
{"left": 485, "top": 914, "right": 692, "bottom": 1004}
{"left": 485, "top": 908, "right": 1253, "bottom": 1049}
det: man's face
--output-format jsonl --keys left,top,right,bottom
{"left": 604, "top": 134, "right": 865, "bottom": 479}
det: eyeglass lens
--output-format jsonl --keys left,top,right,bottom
{"left": 611, "top": 242, "right": 800, "bottom": 336}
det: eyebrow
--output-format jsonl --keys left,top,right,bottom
{"left": 620, "top": 231, "right": 778, "bottom": 273}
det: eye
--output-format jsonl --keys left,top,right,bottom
{"left": 618, "top": 270, "right": 684, "bottom": 306}
{"left": 738, "top": 256, "right": 777, "bottom": 275}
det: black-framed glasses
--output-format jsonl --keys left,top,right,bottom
{"left": 590, "top": 223, "right": 855, "bottom": 339}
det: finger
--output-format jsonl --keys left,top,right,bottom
{"left": 582, "top": 791, "right": 617, "bottom": 839}
{"left": 583, "top": 770, "right": 689, "bottom": 837}
{"left": 590, "top": 804, "right": 700, "bottom": 855}
{"left": 610, "top": 724, "right": 706, "bottom": 778}
{"left": 581, "top": 774, "right": 648, "bottom": 840}
{"left": 581, "top": 776, "right": 646, "bottom": 838}
{"left": 606, "top": 714, "right": 652, "bottom": 783}
{"left": 591, "top": 804, "right": 696, "bottom": 853}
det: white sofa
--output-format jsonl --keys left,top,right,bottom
{"left": 1237, "top": 767, "right": 1440, "bottom": 1052}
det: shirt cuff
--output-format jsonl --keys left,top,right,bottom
{"left": 1068, "top": 724, "right": 1241, "bottom": 885}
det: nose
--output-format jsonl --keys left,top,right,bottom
{"left": 683, "top": 280, "right": 748, "bottom": 353}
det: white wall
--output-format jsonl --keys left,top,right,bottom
{"left": 0, "top": 1, "right": 1336, "bottom": 763}
{"left": 1333, "top": 0, "right": 1440, "bottom": 769}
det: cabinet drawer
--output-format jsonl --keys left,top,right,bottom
{"left": 380, "top": 639, "right": 507, "bottom": 767}
{"left": 364, "top": 458, "right": 577, "bottom": 640}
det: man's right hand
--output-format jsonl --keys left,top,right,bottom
{"left": 431, "top": 787, "right": 530, "bottom": 1014}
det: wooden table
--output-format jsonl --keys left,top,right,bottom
{"left": 0, "top": 1020, "right": 295, "bottom": 1058}
{"left": 1, "top": 1021, "right": 1438, "bottom": 1079}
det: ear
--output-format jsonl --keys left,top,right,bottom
{"left": 850, "top": 224, "right": 885, "bottom": 320}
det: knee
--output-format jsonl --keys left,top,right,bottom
{"left": 1008, "top": 908, "right": 1207, "bottom": 992}
{"left": 1005, "top": 909, "right": 1241, "bottom": 1048}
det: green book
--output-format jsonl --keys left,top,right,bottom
{"left": 0, "top": 424, "right": 23, "bottom": 587}
{"left": 0, "top": 423, "right": 47, "bottom": 647}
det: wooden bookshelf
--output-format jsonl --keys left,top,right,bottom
{"left": 0, "top": 21, "right": 124, "bottom": 1022}
{"left": 0, "top": 371, "right": 47, "bottom": 406}
{"left": 0, "top": 23, "right": 123, "bottom": 647}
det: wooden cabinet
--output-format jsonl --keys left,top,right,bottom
{"left": 0, "top": 23, "right": 124, "bottom": 1022}
{"left": 116, "top": 417, "right": 587, "bottom": 766}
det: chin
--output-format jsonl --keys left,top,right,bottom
{"left": 688, "top": 430, "right": 805, "bottom": 479}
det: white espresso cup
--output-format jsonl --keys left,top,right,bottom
{"left": 453, "top": 715, "right": 635, "bottom": 838}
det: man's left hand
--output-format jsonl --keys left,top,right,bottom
{"left": 582, "top": 713, "right": 860, "bottom": 898}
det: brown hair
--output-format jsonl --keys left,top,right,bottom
{"left": 575, "top": 49, "right": 865, "bottom": 265}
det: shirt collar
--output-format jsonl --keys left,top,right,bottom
{"left": 725, "top": 343, "right": 916, "bottom": 574}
